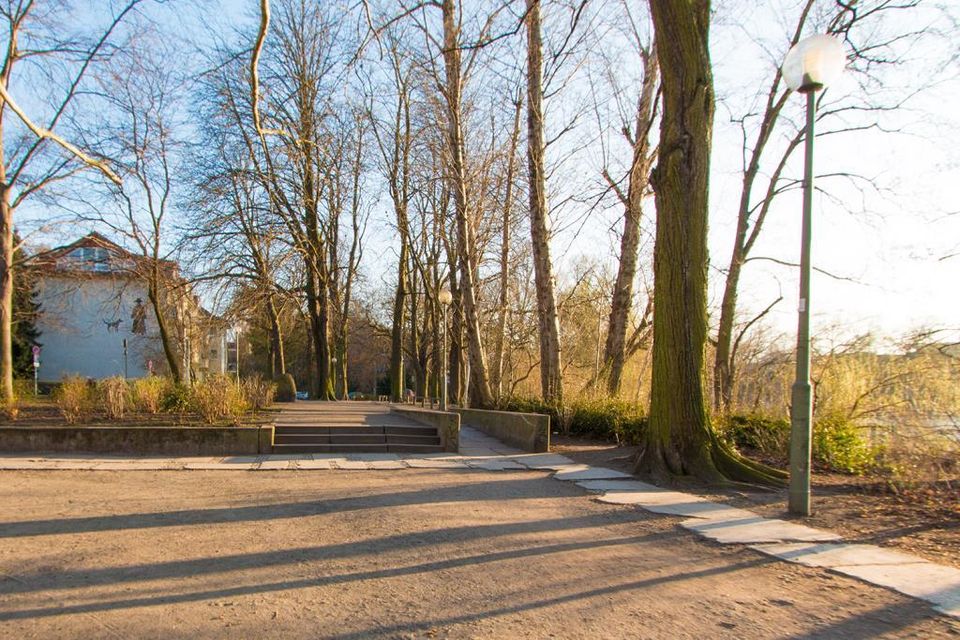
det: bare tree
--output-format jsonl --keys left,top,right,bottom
{"left": 0, "top": 1, "right": 142, "bottom": 401}
{"left": 525, "top": 0, "right": 563, "bottom": 405}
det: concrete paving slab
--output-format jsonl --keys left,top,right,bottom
{"left": 750, "top": 543, "right": 960, "bottom": 619}
{"left": 509, "top": 453, "right": 575, "bottom": 469}
{"left": 0, "top": 459, "right": 55, "bottom": 469}
{"left": 51, "top": 461, "right": 105, "bottom": 470}
{"left": 348, "top": 453, "right": 401, "bottom": 461}
{"left": 94, "top": 462, "right": 170, "bottom": 470}
{"left": 576, "top": 479, "right": 664, "bottom": 493}
{"left": 465, "top": 458, "right": 527, "bottom": 471}
{"left": 221, "top": 456, "right": 261, "bottom": 463}
{"left": 750, "top": 542, "right": 924, "bottom": 568}
{"left": 183, "top": 463, "right": 236, "bottom": 470}
{"left": 458, "top": 448, "right": 500, "bottom": 457}
{"left": 554, "top": 466, "right": 634, "bottom": 481}
{"left": 838, "top": 563, "right": 960, "bottom": 618}
{"left": 335, "top": 459, "right": 370, "bottom": 470}
{"left": 257, "top": 459, "right": 293, "bottom": 470}
{"left": 405, "top": 458, "right": 469, "bottom": 469}
{"left": 682, "top": 516, "right": 843, "bottom": 544}
{"left": 367, "top": 460, "right": 408, "bottom": 470}
{"left": 643, "top": 501, "right": 758, "bottom": 520}
{"left": 295, "top": 459, "right": 335, "bottom": 470}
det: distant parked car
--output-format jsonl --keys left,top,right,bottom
{"left": 295, "top": 391, "right": 309, "bottom": 401}
{"left": 347, "top": 391, "right": 366, "bottom": 400}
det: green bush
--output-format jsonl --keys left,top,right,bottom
{"left": 498, "top": 396, "right": 646, "bottom": 444}
{"left": 813, "top": 414, "right": 879, "bottom": 474}
{"left": 97, "top": 376, "right": 130, "bottom": 420}
{"left": 55, "top": 375, "right": 94, "bottom": 424}
{"left": 274, "top": 373, "right": 297, "bottom": 402}
{"left": 718, "top": 412, "right": 879, "bottom": 475}
{"left": 132, "top": 376, "right": 168, "bottom": 414}
{"left": 717, "top": 414, "right": 790, "bottom": 455}
{"left": 160, "top": 382, "right": 191, "bottom": 413}
{"left": 570, "top": 398, "right": 647, "bottom": 444}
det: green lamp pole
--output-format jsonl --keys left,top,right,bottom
{"left": 782, "top": 35, "right": 846, "bottom": 516}
{"left": 438, "top": 287, "right": 453, "bottom": 411}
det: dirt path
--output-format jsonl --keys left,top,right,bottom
{"left": 552, "top": 436, "right": 960, "bottom": 570}
{"left": 0, "top": 470, "right": 956, "bottom": 639}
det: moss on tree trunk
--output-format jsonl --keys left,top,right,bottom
{"left": 636, "top": 0, "right": 783, "bottom": 486}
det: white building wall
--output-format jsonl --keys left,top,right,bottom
{"left": 35, "top": 276, "right": 163, "bottom": 381}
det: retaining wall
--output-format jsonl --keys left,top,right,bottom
{"left": 0, "top": 425, "right": 274, "bottom": 456}
{"left": 391, "top": 407, "right": 460, "bottom": 452}
{"left": 455, "top": 408, "right": 550, "bottom": 452}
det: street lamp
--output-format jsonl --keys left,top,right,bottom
{"left": 233, "top": 324, "right": 243, "bottom": 385}
{"left": 438, "top": 288, "right": 453, "bottom": 411}
{"left": 782, "top": 34, "right": 846, "bottom": 516}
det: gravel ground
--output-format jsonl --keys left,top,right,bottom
{"left": 0, "top": 469, "right": 957, "bottom": 639}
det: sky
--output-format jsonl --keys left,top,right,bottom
{"left": 16, "top": 0, "right": 960, "bottom": 350}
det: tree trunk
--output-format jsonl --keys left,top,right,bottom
{"left": 637, "top": 0, "right": 783, "bottom": 486}
{"left": 494, "top": 95, "right": 523, "bottom": 402}
{"left": 0, "top": 182, "right": 14, "bottom": 402}
{"left": 441, "top": 0, "right": 493, "bottom": 407}
{"left": 390, "top": 238, "right": 407, "bottom": 402}
{"left": 266, "top": 293, "right": 285, "bottom": 378}
{"left": 147, "top": 277, "right": 183, "bottom": 384}
{"left": 603, "top": 46, "right": 659, "bottom": 397}
{"left": 525, "top": 0, "right": 563, "bottom": 406}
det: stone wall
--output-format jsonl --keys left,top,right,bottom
{"left": 0, "top": 426, "right": 272, "bottom": 456}
{"left": 391, "top": 407, "right": 460, "bottom": 452}
{"left": 454, "top": 408, "right": 550, "bottom": 452}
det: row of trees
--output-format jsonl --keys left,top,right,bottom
{"left": 1, "top": 0, "right": 955, "bottom": 482}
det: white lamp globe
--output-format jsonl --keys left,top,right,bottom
{"left": 782, "top": 35, "right": 846, "bottom": 93}
{"left": 438, "top": 288, "right": 453, "bottom": 306}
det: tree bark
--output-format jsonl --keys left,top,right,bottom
{"left": 637, "top": 0, "right": 783, "bottom": 486}
{"left": 494, "top": 95, "right": 523, "bottom": 402}
{"left": 603, "top": 46, "right": 659, "bottom": 396}
{"left": 525, "top": 0, "right": 563, "bottom": 406}
{"left": 0, "top": 183, "right": 14, "bottom": 402}
{"left": 441, "top": 0, "right": 493, "bottom": 407}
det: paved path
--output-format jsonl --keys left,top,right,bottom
{"left": 273, "top": 401, "right": 426, "bottom": 429}
{"left": 0, "top": 424, "right": 957, "bottom": 622}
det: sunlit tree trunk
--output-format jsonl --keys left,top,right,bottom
{"left": 525, "top": 0, "right": 563, "bottom": 405}
{"left": 441, "top": 0, "right": 493, "bottom": 407}
{"left": 637, "top": 0, "right": 783, "bottom": 485}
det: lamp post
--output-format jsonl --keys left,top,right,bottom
{"left": 233, "top": 324, "right": 242, "bottom": 385}
{"left": 438, "top": 288, "right": 453, "bottom": 411}
{"left": 782, "top": 34, "right": 846, "bottom": 516}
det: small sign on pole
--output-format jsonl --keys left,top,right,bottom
{"left": 31, "top": 345, "right": 40, "bottom": 396}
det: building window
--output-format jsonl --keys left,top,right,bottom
{"left": 67, "top": 247, "right": 111, "bottom": 271}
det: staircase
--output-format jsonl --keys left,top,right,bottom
{"left": 271, "top": 402, "right": 444, "bottom": 454}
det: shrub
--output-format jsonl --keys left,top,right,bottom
{"left": 718, "top": 412, "right": 879, "bottom": 474}
{"left": 132, "top": 376, "right": 168, "bottom": 414}
{"left": 242, "top": 375, "right": 275, "bottom": 411}
{"left": 274, "top": 373, "right": 297, "bottom": 402}
{"left": 0, "top": 397, "right": 19, "bottom": 421}
{"left": 160, "top": 382, "right": 191, "bottom": 413}
{"left": 717, "top": 414, "right": 790, "bottom": 456}
{"left": 192, "top": 375, "right": 249, "bottom": 424}
{"left": 498, "top": 396, "right": 645, "bottom": 443}
{"left": 97, "top": 376, "right": 130, "bottom": 420}
{"left": 13, "top": 379, "right": 37, "bottom": 400}
{"left": 55, "top": 375, "right": 94, "bottom": 424}
{"left": 813, "top": 414, "right": 879, "bottom": 474}
{"left": 570, "top": 398, "right": 647, "bottom": 444}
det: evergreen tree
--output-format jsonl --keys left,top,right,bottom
{"left": 11, "top": 240, "right": 41, "bottom": 379}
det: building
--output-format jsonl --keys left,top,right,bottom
{"left": 33, "top": 233, "right": 228, "bottom": 382}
